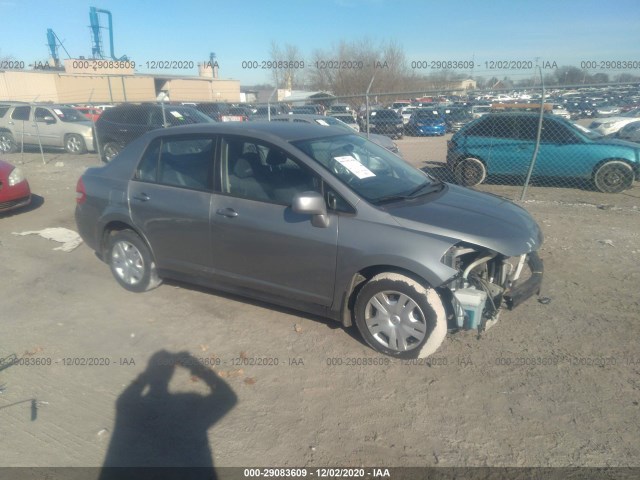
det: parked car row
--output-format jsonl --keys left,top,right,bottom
{"left": 0, "top": 102, "right": 96, "bottom": 154}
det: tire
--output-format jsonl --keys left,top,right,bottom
{"left": 453, "top": 157, "right": 487, "bottom": 187}
{"left": 65, "top": 134, "right": 87, "bottom": 154}
{"left": 102, "top": 141, "right": 122, "bottom": 163}
{"left": 593, "top": 160, "right": 634, "bottom": 193}
{"left": 0, "top": 131, "right": 17, "bottom": 153}
{"left": 354, "top": 273, "right": 447, "bottom": 359}
{"left": 107, "top": 230, "right": 162, "bottom": 293}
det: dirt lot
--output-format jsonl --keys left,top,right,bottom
{"left": 1, "top": 136, "right": 639, "bottom": 470}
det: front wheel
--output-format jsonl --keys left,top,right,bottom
{"left": 354, "top": 273, "right": 447, "bottom": 358}
{"left": 65, "top": 134, "right": 87, "bottom": 154}
{"left": 593, "top": 160, "right": 634, "bottom": 193}
{"left": 107, "top": 230, "right": 162, "bottom": 292}
{"left": 453, "top": 157, "right": 487, "bottom": 187}
{"left": 0, "top": 131, "right": 17, "bottom": 153}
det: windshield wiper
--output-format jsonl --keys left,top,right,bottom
{"left": 406, "top": 180, "right": 443, "bottom": 198}
{"left": 373, "top": 182, "right": 444, "bottom": 205}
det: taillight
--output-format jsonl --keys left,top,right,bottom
{"left": 76, "top": 177, "right": 86, "bottom": 204}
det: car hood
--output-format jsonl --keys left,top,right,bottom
{"left": 0, "top": 159, "right": 15, "bottom": 177}
{"left": 593, "top": 116, "right": 636, "bottom": 125}
{"left": 387, "top": 184, "right": 543, "bottom": 256}
{"left": 360, "top": 132, "right": 399, "bottom": 152}
{"left": 594, "top": 137, "right": 640, "bottom": 150}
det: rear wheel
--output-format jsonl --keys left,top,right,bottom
{"left": 354, "top": 273, "right": 447, "bottom": 358}
{"left": 453, "top": 157, "right": 487, "bottom": 187}
{"left": 65, "top": 134, "right": 87, "bottom": 154}
{"left": 593, "top": 160, "right": 634, "bottom": 193}
{"left": 102, "top": 141, "right": 122, "bottom": 163}
{"left": 0, "top": 131, "right": 17, "bottom": 153}
{"left": 107, "top": 230, "right": 162, "bottom": 292}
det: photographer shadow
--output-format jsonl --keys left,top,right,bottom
{"left": 99, "top": 350, "right": 237, "bottom": 480}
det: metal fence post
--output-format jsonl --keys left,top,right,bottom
{"left": 365, "top": 75, "right": 375, "bottom": 138}
{"left": 520, "top": 67, "right": 545, "bottom": 202}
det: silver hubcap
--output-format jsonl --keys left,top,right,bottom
{"left": 111, "top": 241, "right": 145, "bottom": 285}
{"left": 603, "top": 169, "right": 622, "bottom": 187}
{"left": 364, "top": 290, "right": 427, "bottom": 351}
{"left": 0, "top": 135, "right": 12, "bottom": 152}
{"left": 67, "top": 136, "right": 81, "bottom": 152}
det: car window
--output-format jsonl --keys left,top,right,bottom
{"left": 52, "top": 107, "right": 86, "bottom": 122}
{"left": 540, "top": 118, "right": 579, "bottom": 143}
{"left": 136, "top": 138, "right": 161, "bottom": 182}
{"left": 220, "top": 137, "right": 319, "bottom": 205}
{"left": 34, "top": 107, "right": 54, "bottom": 122}
{"left": 515, "top": 116, "right": 539, "bottom": 141}
{"left": 464, "top": 116, "right": 492, "bottom": 136}
{"left": 0, "top": 105, "right": 11, "bottom": 118}
{"left": 135, "top": 136, "right": 214, "bottom": 190}
{"left": 492, "top": 116, "right": 518, "bottom": 138}
{"left": 11, "top": 106, "right": 31, "bottom": 121}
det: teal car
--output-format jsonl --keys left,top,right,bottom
{"left": 446, "top": 113, "right": 639, "bottom": 193}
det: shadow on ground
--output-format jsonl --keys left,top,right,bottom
{"left": 99, "top": 350, "right": 237, "bottom": 479}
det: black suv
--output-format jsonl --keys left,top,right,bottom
{"left": 95, "top": 103, "right": 212, "bottom": 162}
{"left": 365, "top": 110, "right": 404, "bottom": 139}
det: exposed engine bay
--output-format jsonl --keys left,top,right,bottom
{"left": 440, "top": 244, "right": 543, "bottom": 332}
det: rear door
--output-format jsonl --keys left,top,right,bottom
{"left": 8, "top": 106, "right": 32, "bottom": 145}
{"left": 129, "top": 135, "right": 215, "bottom": 276}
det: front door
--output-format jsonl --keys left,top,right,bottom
{"left": 209, "top": 136, "right": 339, "bottom": 307}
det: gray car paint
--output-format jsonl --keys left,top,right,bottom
{"left": 76, "top": 122, "right": 543, "bottom": 323}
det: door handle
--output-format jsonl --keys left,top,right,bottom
{"left": 216, "top": 208, "right": 238, "bottom": 218}
{"left": 133, "top": 193, "right": 150, "bottom": 202}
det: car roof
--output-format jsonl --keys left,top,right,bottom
{"left": 144, "top": 121, "right": 347, "bottom": 142}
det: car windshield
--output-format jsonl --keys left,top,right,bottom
{"left": 164, "top": 107, "right": 213, "bottom": 125}
{"left": 332, "top": 115, "right": 355, "bottom": 123}
{"left": 415, "top": 110, "right": 442, "bottom": 118}
{"left": 372, "top": 110, "right": 400, "bottom": 119}
{"left": 292, "top": 134, "right": 438, "bottom": 204}
{"left": 312, "top": 116, "right": 353, "bottom": 132}
{"left": 447, "top": 110, "right": 472, "bottom": 120}
{"left": 53, "top": 107, "right": 88, "bottom": 122}
{"left": 573, "top": 122, "right": 602, "bottom": 139}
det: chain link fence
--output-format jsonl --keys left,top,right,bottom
{"left": 1, "top": 82, "right": 638, "bottom": 201}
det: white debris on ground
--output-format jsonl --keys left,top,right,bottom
{"left": 12, "top": 227, "right": 83, "bottom": 252}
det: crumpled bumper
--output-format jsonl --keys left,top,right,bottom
{"left": 504, "top": 251, "right": 543, "bottom": 309}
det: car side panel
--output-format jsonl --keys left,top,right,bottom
{"left": 330, "top": 215, "right": 458, "bottom": 312}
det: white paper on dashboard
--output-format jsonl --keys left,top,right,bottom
{"left": 333, "top": 155, "right": 376, "bottom": 179}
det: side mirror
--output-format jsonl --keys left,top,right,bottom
{"left": 38, "top": 116, "right": 55, "bottom": 124}
{"left": 292, "top": 191, "right": 329, "bottom": 228}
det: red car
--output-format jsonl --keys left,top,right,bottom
{"left": 73, "top": 106, "right": 103, "bottom": 122}
{"left": 0, "top": 159, "right": 31, "bottom": 212}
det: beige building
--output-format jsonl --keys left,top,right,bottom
{"left": 0, "top": 61, "right": 240, "bottom": 104}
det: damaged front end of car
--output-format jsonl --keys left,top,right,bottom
{"left": 439, "top": 243, "right": 543, "bottom": 333}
